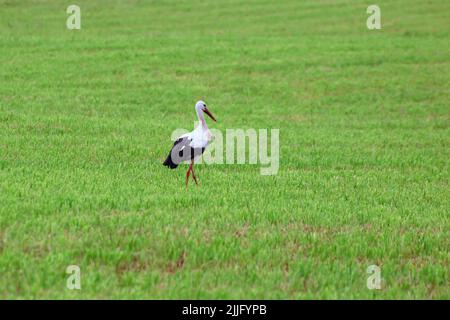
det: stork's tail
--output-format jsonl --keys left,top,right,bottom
{"left": 163, "top": 153, "right": 178, "bottom": 169}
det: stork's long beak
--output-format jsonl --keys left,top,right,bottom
{"left": 203, "top": 107, "right": 217, "bottom": 122}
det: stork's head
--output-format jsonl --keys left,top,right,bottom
{"left": 195, "top": 100, "right": 216, "bottom": 122}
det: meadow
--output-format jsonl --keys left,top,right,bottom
{"left": 0, "top": 0, "right": 449, "bottom": 299}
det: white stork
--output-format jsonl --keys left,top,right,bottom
{"left": 163, "top": 100, "right": 217, "bottom": 187}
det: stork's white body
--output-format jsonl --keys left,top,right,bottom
{"left": 180, "top": 122, "right": 212, "bottom": 150}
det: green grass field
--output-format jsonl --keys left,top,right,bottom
{"left": 0, "top": 0, "right": 449, "bottom": 299}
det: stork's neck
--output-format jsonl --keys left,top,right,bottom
{"left": 196, "top": 109, "right": 208, "bottom": 130}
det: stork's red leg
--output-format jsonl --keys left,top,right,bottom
{"left": 186, "top": 165, "right": 191, "bottom": 187}
{"left": 190, "top": 160, "right": 198, "bottom": 186}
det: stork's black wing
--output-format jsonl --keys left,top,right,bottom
{"left": 163, "top": 137, "right": 205, "bottom": 169}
